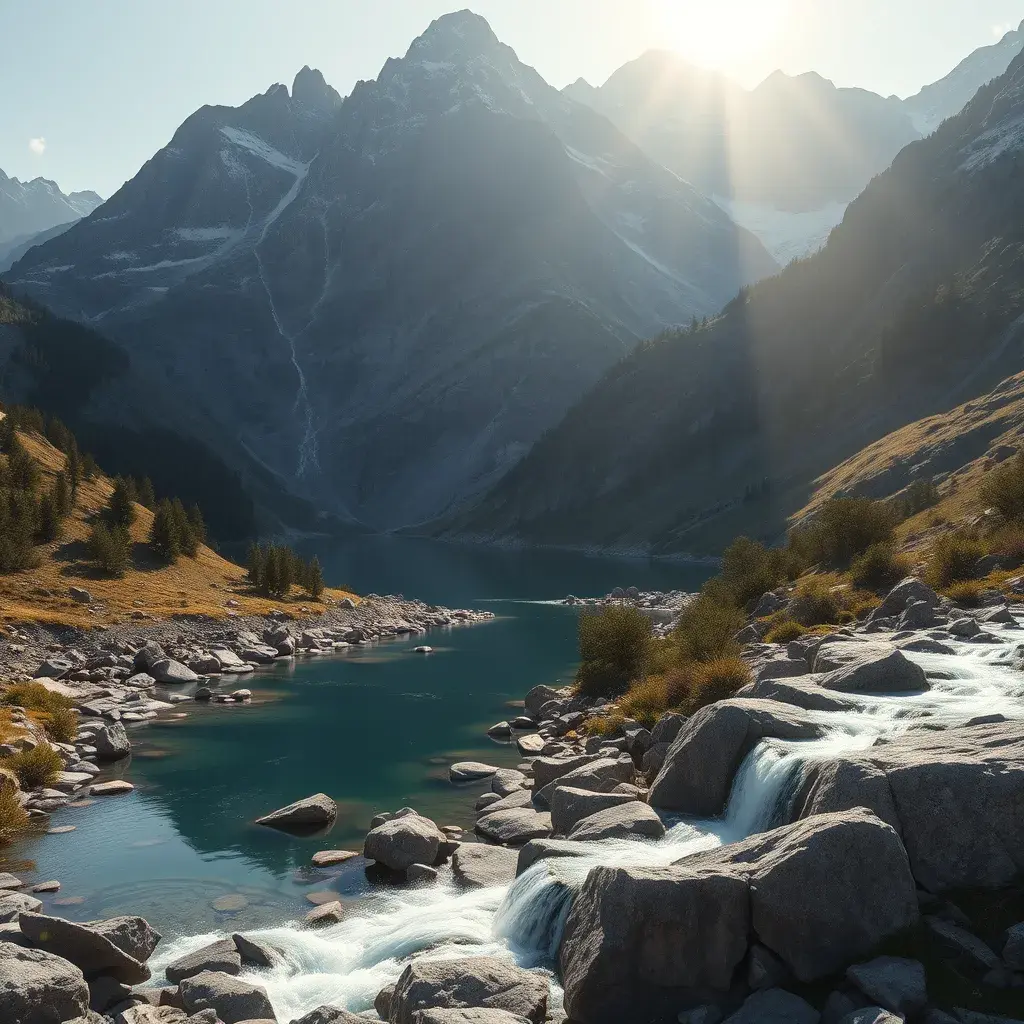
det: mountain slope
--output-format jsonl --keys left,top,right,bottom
{"left": 0, "top": 220, "right": 81, "bottom": 273}
{"left": 4, "top": 13, "right": 775, "bottom": 531}
{"left": 565, "top": 51, "right": 920, "bottom": 211}
{"left": 905, "top": 20, "right": 1024, "bottom": 134}
{"left": 0, "top": 169, "right": 101, "bottom": 245}
{"left": 450, "top": 48, "right": 1024, "bottom": 556}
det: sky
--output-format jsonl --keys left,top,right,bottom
{"left": 1, "top": 0, "right": 1022, "bottom": 198}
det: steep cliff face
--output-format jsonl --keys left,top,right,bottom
{"left": 5, "top": 12, "right": 774, "bottom": 530}
{"left": 450, "top": 51, "right": 1024, "bottom": 555}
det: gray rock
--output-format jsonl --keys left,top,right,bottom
{"left": 178, "top": 971, "right": 275, "bottom": 1023}
{"left": 743, "top": 676, "right": 859, "bottom": 712}
{"left": 756, "top": 658, "right": 810, "bottom": 683}
{"left": 754, "top": 591, "right": 789, "bottom": 617}
{"left": 747, "top": 943, "right": 789, "bottom": 991}
{"left": 390, "top": 955, "right": 548, "bottom": 1024}
{"left": 566, "top": 801, "right": 665, "bottom": 841}
{"left": 818, "top": 645, "right": 928, "bottom": 694}
{"left": 132, "top": 642, "right": 167, "bottom": 673}
{"left": 641, "top": 742, "right": 670, "bottom": 783}
{"left": 475, "top": 808, "right": 552, "bottom": 845}
{"left": 475, "top": 793, "right": 502, "bottom": 812}
{"left": 93, "top": 722, "right": 131, "bottom": 761}
{"left": 165, "top": 938, "right": 241, "bottom": 983}
{"left": 34, "top": 657, "right": 74, "bottom": 679}
{"left": 0, "top": 942, "right": 90, "bottom": 1024}
{"left": 524, "top": 686, "right": 563, "bottom": 719}
{"left": 375, "top": 984, "right": 395, "bottom": 1020}
{"left": 149, "top": 659, "right": 199, "bottom": 685}
{"left": 793, "top": 758, "right": 902, "bottom": 834}
{"left": 649, "top": 699, "right": 823, "bottom": 815}
{"left": 290, "top": 1007, "right": 365, "bottom": 1024}
{"left": 19, "top": 912, "right": 152, "bottom": 984}
{"left": 0, "top": 892, "right": 43, "bottom": 923}
{"left": 490, "top": 769, "right": 526, "bottom": 797}
{"left": 550, "top": 786, "right": 637, "bottom": 836}
{"left": 923, "top": 916, "right": 1000, "bottom": 972}
{"left": 0, "top": 872, "right": 23, "bottom": 889}
{"left": 722, "top": 989, "right": 819, "bottom": 1024}
{"left": 304, "top": 902, "right": 345, "bottom": 928}
{"left": 515, "top": 839, "right": 590, "bottom": 876}
{"left": 364, "top": 813, "right": 445, "bottom": 871}
{"left": 948, "top": 618, "right": 982, "bottom": 638}
{"left": 449, "top": 763, "right": 500, "bottom": 783}
{"left": 839, "top": 1010, "right": 903, "bottom": 1024}
{"left": 650, "top": 713, "right": 687, "bottom": 745}
{"left": 451, "top": 845, "right": 519, "bottom": 888}
{"left": 846, "top": 957, "right": 926, "bottom": 1014}
{"left": 486, "top": 722, "right": 512, "bottom": 738}
{"left": 873, "top": 579, "right": 940, "bottom": 619}
{"left": 531, "top": 755, "right": 597, "bottom": 792}
{"left": 533, "top": 756, "right": 634, "bottom": 808}
{"left": 559, "top": 809, "right": 917, "bottom": 1023}
{"left": 231, "top": 934, "right": 284, "bottom": 970}
{"left": 69, "top": 587, "right": 93, "bottom": 604}
{"left": 90, "top": 916, "right": 161, "bottom": 963}
{"left": 255, "top": 793, "right": 337, "bottom": 832}
{"left": 897, "top": 601, "right": 937, "bottom": 630}
{"left": 409, "top": 1011, "right": 532, "bottom": 1024}
{"left": 88, "top": 973, "right": 132, "bottom": 1013}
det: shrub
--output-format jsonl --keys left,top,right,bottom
{"left": 575, "top": 605, "right": 653, "bottom": 698}
{"left": 672, "top": 591, "right": 745, "bottom": 663}
{"left": 981, "top": 453, "right": 1024, "bottom": 523}
{"left": 618, "top": 676, "right": 673, "bottom": 727}
{"left": 720, "top": 537, "right": 799, "bottom": 608}
{"left": 944, "top": 580, "right": 984, "bottom": 607}
{"left": 3, "top": 743, "right": 63, "bottom": 789}
{"left": 891, "top": 478, "right": 940, "bottom": 521}
{"left": 87, "top": 521, "right": 131, "bottom": 577}
{"left": 0, "top": 788, "right": 29, "bottom": 841}
{"left": 849, "top": 543, "right": 913, "bottom": 593}
{"left": 581, "top": 713, "right": 625, "bottom": 738}
{"left": 2, "top": 682, "right": 74, "bottom": 715}
{"left": 851, "top": 596, "right": 882, "bottom": 619}
{"left": 986, "top": 523, "right": 1024, "bottom": 567}
{"left": 789, "top": 497, "right": 896, "bottom": 567}
{"left": 926, "top": 533, "right": 986, "bottom": 588}
{"left": 686, "top": 658, "right": 751, "bottom": 713}
{"left": 764, "top": 618, "right": 805, "bottom": 644}
{"left": 788, "top": 577, "right": 844, "bottom": 626}
{"left": 44, "top": 707, "right": 78, "bottom": 743}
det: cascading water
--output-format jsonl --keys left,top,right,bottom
{"left": 154, "top": 628, "right": 1024, "bottom": 1019}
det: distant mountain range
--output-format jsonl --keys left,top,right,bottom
{"left": 0, "top": 169, "right": 102, "bottom": 246}
{"left": 3, "top": 12, "right": 773, "bottom": 531}
{"left": 448, "top": 46, "right": 1024, "bottom": 555}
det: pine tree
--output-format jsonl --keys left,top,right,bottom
{"left": 35, "top": 491, "right": 62, "bottom": 544}
{"left": 186, "top": 504, "right": 206, "bottom": 551}
{"left": 306, "top": 556, "right": 324, "bottom": 601}
{"left": 65, "top": 440, "right": 81, "bottom": 492}
{"left": 81, "top": 453, "right": 97, "bottom": 480}
{"left": 5, "top": 437, "right": 39, "bottom": 491}
{"left": 108, "top": 477, "right": 137, "bottom": 528}
{"left": 246, "top": 542, "right": 266, "bottom": 590}
{"left": 0, "top": 413, "right": 14, "bottom": 452}
{"left": 170, "top": 498, "right": 197, "bottom": 557}
{"left": 138, "top": 477, "right": 156, "bottom": 509}
{"left": 88, "top": 521, "right": 131, "bottom": 577}
{"left": 262, "top": 546, "right": 280, "bottom": 597}
{"left": 53, "top": 470, "right": 72, "bottom": 517}
{"left": 149, "top": 499, "right": 182, "bottom": 562}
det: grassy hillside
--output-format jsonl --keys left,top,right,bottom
{"left": 0, "top": 416, "right": 353, "bottom": 629}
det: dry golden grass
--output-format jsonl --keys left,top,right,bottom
{"left": 0, "top": 430, "right": 357, "bottom": 628}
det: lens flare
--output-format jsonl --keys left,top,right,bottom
{"left": 658, "top": 0, "right": 792, "bottom": 68}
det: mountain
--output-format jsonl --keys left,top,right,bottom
{"left": 0, "top": 169, "right": 102, "bottom": 245}
{"left": 448, "top": 48, "right": 1024, "bottom": 556}
{"left": 904, "top": 20, "right": 1024, "bottom": 134}
{"left": 0, "top": 220, "right": 81, "bottom": 273}
{"left": 4, "top": 12, "right": 775, "bottom": 531}
{"left": 565, "top": 51, "right": 920, "bottom": 212}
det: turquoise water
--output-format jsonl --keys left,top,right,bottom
{"left": 3, "top": 538, "right": 710, "bottom": 939}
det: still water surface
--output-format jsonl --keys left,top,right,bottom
{"left": 3, "top": 537, "right": 711, "bottom": 938}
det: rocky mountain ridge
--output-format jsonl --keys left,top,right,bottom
{"left": 0, "top": 168, "right": 101, "bottom": 245}
{"left": 3, "top": 10, "right": 775, "bottom": 532}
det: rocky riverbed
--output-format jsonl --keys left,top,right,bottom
{"left": 561, "top": 587, "right": 693, "bottom": 636}
{"left": 3, "top": 579, "right": 1024, "bottom": 1023}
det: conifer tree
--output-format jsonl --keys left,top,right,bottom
{"left": 149, "top": 499, "right": 182, "bottom": 562}
{"left": 306, "top": 556, "right": 325, "bottom": 600}
{"left": 138, "top": 477, "right": 156, "bottom": 509}
{"left": 108, "top": 477, "right": 137, "bottom": 528}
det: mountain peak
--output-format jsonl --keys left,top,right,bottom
{"left": 410, "top": 9, "right": 502, "bottom": 60}
{"left": 292, "top": 65, "right": 342, "bottom": 112}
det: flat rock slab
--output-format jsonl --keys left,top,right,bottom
{"left": 165, "top": 938, "right": 241, "bottom": 983}
{"left": 91, "top": 780, "right": 135, "bottom": 796}
{"left": 516, "top": 735, "right": 545, "bottom": 756}
{"left": 449, "top": 762, "right": 501, "bottom": 783}
{"left": 19, "top": 911, "right": 151, "bottom": 984}
{"left": 566, "top": 801, "right": 666, "bottom": 842}
{"left": 452, "top": 844, "right": 520, "bottom": 888}
{"left": 476, "top": 807, "right": 552, "bottom": 845}
{"left": 311, "top": 849, "right": 359, "bottom": 867}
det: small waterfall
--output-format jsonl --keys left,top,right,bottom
{"left": 494, "top": 861, "right": 582, "bottom": 965}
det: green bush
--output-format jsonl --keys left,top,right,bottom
{"left": 672, "top": 591, "right": 745, "bottom": 663}
{"left": 981, "top": 454, "right": 1024, "bottom": 523}
{"left": 44, "top": 707, "right": 78, "bottom": 744}
{"left": 789, "top": 497, "right": 896, "bottom": 567}
{"left": 575, "top": 605, "right": 653, "bottom": 698}
{"left": 720, "top": 536, "right": 800, "bottom": 608}
{"left": 849, "top": 543, "right": 913, "bottom": 593}
{"left": 0, "top": 788, "right": 29, "bottom": 841}
{"left": 686, "top": 658, "right": 751, "bottom": 712}
{"left": 986, "top": 523, "right": 1024, "bottom": 567}
{"left": 926, "top": 533, "right": 986, "bottom": 588}
{"left": 891, "top": 478, "right": 940, "bottom": 521}
{"left": 764, "top": 618, "right": 805, "bottom": 644}
{"left": 87, "top": 521, "right": 131, "bottom": 577}
{"left": 788, "top": 577, "right": 844, "bottom": 626}
{"left": 3, "top": 743, "right": 63, "bottom": 790}
{"left": 2, "top": 682, "right": 74, "bottom": 715}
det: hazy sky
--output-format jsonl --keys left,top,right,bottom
{"left": 2, "top": 0, "right": 1022, "bottom": 197}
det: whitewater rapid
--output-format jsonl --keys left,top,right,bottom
{"left": 150, "top": 628, "right": 1024, "bottom": 1020}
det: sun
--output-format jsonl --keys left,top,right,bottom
{"left": 657, "top": 0, "right": 791, "bottom": 70}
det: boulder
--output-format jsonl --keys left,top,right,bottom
{"left": 722, "top": 989, "right": 819, "bottom": 1024}
{"left": 476, "top": 793, "right": 502, "bottom": 813}
{"left": 0, "top": 942, "right": 90, "bottom": 1024}
{"left": 515, "top": 735, "right": 545, "bottom": 756}
{"left": 743, "top": 677, "right": 858, "bottom": 712}
{"left": 90, "top": 916, "right": 160, "bottom": 963}
{"left": 231, "top": 934, "right": 285, "bottom": 970}
{"left": 558, "top": 810, "right": 917, "bottom": 1023}
{"left": 792, "top": 758, "right": 902, "bottom": 834}
{"left": 449, "top": 763, "right": 500, "bottom": 783}
{"left": 290, "top": 1007, "right": 365, "bottom": 1024}
{"left": 533, "top": 756, "right": 634, "bottom": 808}
{"left": 649, "top": 699, "right": 823, "bottom": 815}
{"left": 165, "top": 938, "right": 241, "bottom": 983}
{"left": 948, "top": 617, "right": 982, "bottom": 638}
{"left": 490, "top": 769, "right": 526, "bottom": 797}
{"left": 814, "top": 641, "right": 927, "bottom": 694}
{"left": 531, "top": 755, "right": 597, "bottom": 792}
{"left": 69, "top": 587, "right": 93, "bottom": 604}
{"left": 475, "top": 808, "right": 552, "bottom": 845}
{"left": 566, "top": 801, "right": 665, "bottom": 841}
{"left": 132, "top": 642, "right": 167, "bottom": 673}
{"left": 549, "top": 786, "right": 637, "bottom": 836}
{"left": 0, "top": 892, "right": 43, "bottom": 923}
{"left": 389, "top": 955, "right": 548, "bottom": 1024}
{"left": 846, "top": 957, "right": 926, "bottom": 1015}
{"left": 872, "top": 579, "right": 940, "bottom": 620}
{"left": 409, "top": 1011, "right": 532, "bottom": 1024}
{"left": 210, "top": 649, "right": 245, "bottom": 670}
{"left": 93, "top": 722, "right": 131, "bottom": 761}
{"left": 897, "top": 601, "right": 937, "bottom": 630}
{"left": 178, "top": 970, "right": 275, "bottom": 1024}
{"left": 1004, "top": 922, "right": 1024, "bottom": 971}
{"left": 19, "top": 913, "right": 152, "bottom": 984}
{"left": 87, "top": 973, "right": 131, "bottom": 1013}
{"left": 753, "top": 591, "right": 789, "bottom": 617}
{"left": 755, "top": 659, "right": 810, "bottom": 684}
{"left": 304, "top": 902, "right": 345, "bottom": 928}
{"left": 149, "top": 660, "right": 199, "bottom": 685}
{"left": 650, "top": 714, "right": 687, "bottom": 746}
{"left": 451, "top": 845, "right": 519, "bottom": 888}
{"left": 524, "top": 686, "right": 563, "bottom": 718}
{"left": 35, "top": 657, "right": 73, "bottom": 679}
{"left": 486, "top": 722, "right": 512, "bottom": 739}
{"left": 364, "top": 813, "right": 445, "bottom": 871}
{"left": 91, "top": 780, "right": 135, "bottom": 796}
{"left": 310, "top": 850, "right": 358, "bottom": 868}
{"left": 641, "top": 743, "right": 670, "bottom": 783}
{"left": 255, "top": 794, "right": 337, "bottom": 833}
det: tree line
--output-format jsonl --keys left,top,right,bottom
{"left": 246, "top": 543, "right": 324, "bottom": 601}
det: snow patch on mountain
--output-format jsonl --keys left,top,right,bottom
{"left": 714, "top": 197, "right": 848, "bottom": 264}
{"left": 219, "top": 126, "right": 306, "bottom": 176}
